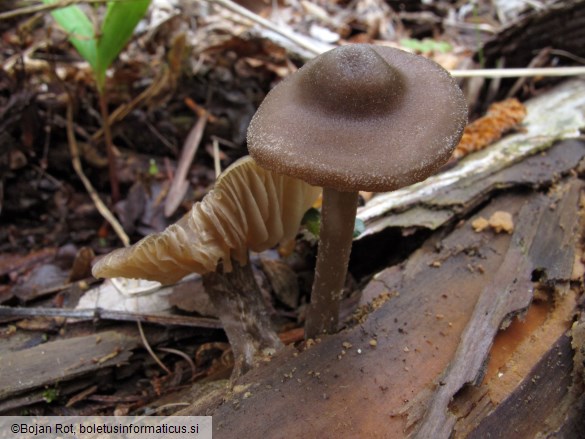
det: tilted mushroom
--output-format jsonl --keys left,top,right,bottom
{"left": 247, "top": 44, "right": 468, "bottom": 338}
{"left": 93, "top": 156, "right": 321, "bottom": 376}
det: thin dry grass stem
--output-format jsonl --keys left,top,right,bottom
{"left": 163, "top": 104, "right": 208, "bottom": 217}
{"left": 0, "top": 0, "right": 115, "bottom": 21}
{"left": 450, "top": 66, "right": 585, "bottom": 78}
{"left": 137, "top": 319, "right": 172, "bottom": 375}
{"left": 0, "top": 304, "right": 222, "bottom": 328}
{"left": 3, "top": 41, "right": 47, "bottom": 72}
{"left": 206, "top": 0, "right": 323, "bottom": 56}
{"left": 98, "top": 91, "right": 121, "bottom": 204}
{"left": 66, "top": 97, "right": 130, "bottom": 246}
{"left": 90, "top": 69, "right": 172, "bottom": 143}
{"left": 185, "top": 97, "right": 217, "bottom": 122}
{"left": 144, "top": 403, "right": 191, "bottom": 415}
{"left": 213, "top": 137, "right": 221, "bottom": 179}
{"left": 157, "top": 346, "right": 198, "bottom": 381}
{"left": 206, "top": 1, "right": 585, "bottom": 81}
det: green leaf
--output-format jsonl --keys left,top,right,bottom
{"left": 44, "top": 0, "right": 97, "bottom": 69}
{"left": 302, "top": 208, "right": 321, "bottom": 237}
{"left": 429, "top": 40, "right": 453, "bottom": 54}
{"left": 399, "top": 38, "right": 424, "bottom": 52}
{"left": 400, "top": 38, "right": 453, "bottom": 54}
{"left": 302, "top": 209, "right": 365, "bottom": 238}
{"left": 148, "top": 158, "right": 159, "bottom": 176}
{"left": 45, "top": 0, "right": 150, "bottom": 92}
{"left": 96, "top": 0, "right": 151, "bottom": 88}
{"left": 42, "top": 387, "right": 59, "bottom": 403}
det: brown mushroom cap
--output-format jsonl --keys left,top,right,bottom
{"left": 247, "top": 44, "right": 468, "bottom": 192}
{"left": 92, "top": 157, "right": 321, "bottom": 284}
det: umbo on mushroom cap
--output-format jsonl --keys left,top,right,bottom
{"left": 247, "top": 44, "right": 468, "bottom": 193}
{"left": 92, "top": 157, "right": 321, "bottom": 284}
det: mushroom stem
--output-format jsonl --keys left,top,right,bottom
{"left": 202, "top": 257, "right": 284, "bottom": 381}
{"left": 305, "top": 188, "right": 359, "bottom": 338}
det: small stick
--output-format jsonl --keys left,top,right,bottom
{"left": 0, "top": 0, "right": 115, "bottom": 21}
{"left": 0, "top": 305, "right": 223, "bottom": 328}
{"left": 144, "top": 403, "right": 191, "bottom": 415}
{"left": 164, "top": 105, "right": 208, "bottom": 217}
{"left": 450, "top": 66, "right": 585, "bottom": 78}
{"left": 185, "top": 97, "right": 218, "bottom": 122}
{"left": 66, "top": 97, "right": 130, "bottom": 246}
{"left": 98, "top": 90, "right": 120, "bottom": 204}
{"left": 66, "top": 384, "right": 99, "bottom": 407}
{"left": 207, "top": 0, "right": 585, "bottom": 81}
{"left": 206, "top": 0, "right": 323, "bottom": 56}
{"left": 91, "top": 69, "right": 173, "bottom": 144}
{"left": 212, "top": 137, "right": 221, "bottom": 179}
{"left": 137, "top": 319, "right": 171, "bottom": 374}
{"left": 157, "top": 346, "right": 198, "bottom": 381}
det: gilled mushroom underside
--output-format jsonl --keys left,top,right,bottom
{"left": 92, "top": 157, "right": 321, "bottom": 284}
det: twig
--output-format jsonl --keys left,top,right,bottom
{"left": 66, "top": 97, "right": 130, "bottom": 246}
{"left": 164, "top": 102, "right": 208, "bottom": 217}
{"left": 143, "top": 403, "right": 191, "bottom": 415}
{"left": 443, "top": 20, "right": 499, "bottom": 34}
{"left": 66, "top": 384, "right": 99, "bottom": 407}
{"left": 506, "top": 48, "right": 551, "bottom": 98}
{"left": 3, "top": 40, "right": 47, "bottom": 71}
{"left": 184, "top": 97, "right": 217, "bottom": 122}
{"left": 98, "top": 91, "right": 120, "bottom": 204}
{"left": 90, "top": 69, "right": 172, "bottom": 143}
{"left": 0, "top": 0, "right": 130, "bottom": 21}
{"left": 206, "top": 0, "right": 323, "bottom": 56}
{"left": 0, "top": 305, "right": 223, "bottom": 328}
{"left": 157, "top": 347, "right": 198, "bottom": 381}
{"left": 137, "top": 319, "right": 171, "bottom": 374}
{"left": 549, "top": 49, "right": 585, "bottom": 66}
{"left": 212, "top": 137, "right": 221, "bottom": 179}
{"left": 210, "top": 135, "right": 238, "bottom": 150}
{"left": 450, "top": 66, "right": 585, "bottom": 78}
{"left": 204, "top": 0, "right": 585, "bottom": 81}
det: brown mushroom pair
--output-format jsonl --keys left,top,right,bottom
{"left": 93, "top": 156, "right": 321, "bottom": 377}
{"left": 247, "top": 44, "right": 467, "bottom": 338}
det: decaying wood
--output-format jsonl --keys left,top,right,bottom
{"left": 177, "top": 177, "right": 583, "bottom": 437}
{"left": 357, "top": 139, "right": 585, "bottom": 234}
{"left": 0, "top": 305, "right": 222, "bottom": 329}
{"left": 0, "top": 320, "right": 218, "bottom": 414}
{"left": 414, "top": 180, "right": 583, "bottom": 437}
{"left": 357, "top": 78, "right": 585, "bottom": 236}
{"left": 0, "top": 331, "right": 138, "bottom": 401}
{"left": 176, "top": 81, "right": 585, "bottom": 437}
{"left": 453, "top": 294, "right": 582, "bottom": 437}
{"left": 482, "top": 0, "right": 585, "bottom": 69}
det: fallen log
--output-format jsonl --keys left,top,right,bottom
{"left": 176, "top": 80, "right": 585, "bottom": 438}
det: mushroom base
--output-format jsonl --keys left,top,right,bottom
{"left": 202, "top": 258, "right": 284, "bottom": 382}
{"left": 305, "top": 188, "right": 359, "bottom": 339}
